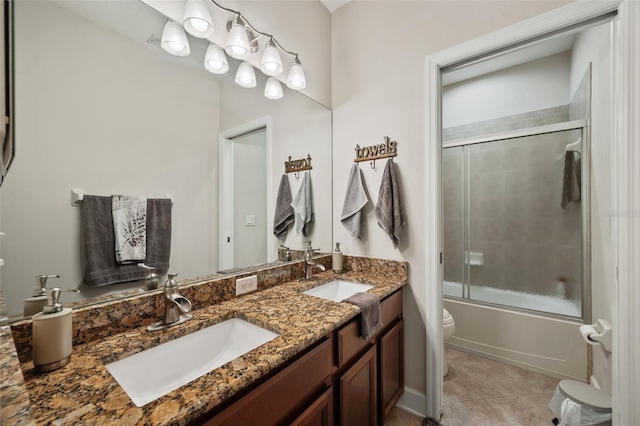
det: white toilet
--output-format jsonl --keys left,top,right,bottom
{"left": 443, "top": 308, "right": 456, "bottom": 376}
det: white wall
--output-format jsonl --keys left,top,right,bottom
{"left": 332, "top": 0, "right": 573, "bottom": 405}
{"left": 143, "top": 0, "right": 332, "bottom": 107}
{"left": 1, "top": 0, "right": 220, "bottom": 315}
{"left": 220, "top": 72, "right": 333, "bottom": 256}
{"left": 443, "top": 52, "right": 571, "bottom": 128}
{"left": 233, "top": 131, "right": 267, "bottom": 268}
{"left": 570, "top": 22, "right": 613, "bottom": 394}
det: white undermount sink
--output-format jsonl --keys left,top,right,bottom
{"left": 105, "top": 318, "right": 279, "bottom": 407}
{"left": 302, "top": 280, "right": 374, "bottom": 302}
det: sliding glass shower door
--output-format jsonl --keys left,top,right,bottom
{"left": 443, "top": 128, "right": 585, "bottom": 318}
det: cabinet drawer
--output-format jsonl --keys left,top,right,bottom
{"left": 338, "top": 289, "right": 403, "bottom": 367}
{"left": 206, "top": 338, "right": 332, "bottom": 426}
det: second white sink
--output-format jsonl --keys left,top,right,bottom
{"left": 302, "top": 280, "right": 374, "bottom": 302}
{"left": 106, "top": 318, "right": 278, "bottom": 407}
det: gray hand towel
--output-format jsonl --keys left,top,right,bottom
{"left": 83, "top": 196, "right": 171, "bottom": 287}
{"left": 341, "top": 164, "right": 369, "bottom": 239}
{"left": 561, "top": 151, "right": 581, "bottom": 209}
{"left": 273, "top": 174, "right": 295, "bottom": 239}
{"left": 291, "top": 171, "right": 314, "bottom": 236}
{"left": 375, "top": 159, "right": 406, "bottom": 248}
{"left": 112, "top": 195, "right": 147, "bottom": 263}
{"left": 343, "top": 292, "right": 382, "bottom": 340}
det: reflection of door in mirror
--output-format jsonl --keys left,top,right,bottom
{"left": 219, "top": 128, "right": 267, "bottom": 271}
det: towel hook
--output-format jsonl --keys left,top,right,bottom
{"left": 370, "top": 160, "right": 376, "bottom": 169}
{"left": 295, "top": 171, "right": 300, "bottom": 179}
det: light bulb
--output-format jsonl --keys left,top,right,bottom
{"left": 264, "top": 77, "right": 283, "bottom": 99}
{"left": 225, "top": 16, "right": 251, "bottom": 60}
{"left": 161, "top": 20, "right": 190, "bottom": 57}
{"left": 183, "top": 0, "right": 214, "bottom": 38}
{"left": 286, "top": 56, "right": 306, "bottom": 90}
{"left": 235, "top": 61, "right": 256, "bottom": 88}
{"left": 260, "top": 38, "right": 283, "bottom": 76}
{"left": 204, "top": 43, "right": 229, "bottom": 74}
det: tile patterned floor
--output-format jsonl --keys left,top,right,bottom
{"left": 385, "top": 347, "right": 560, "bottom": 426}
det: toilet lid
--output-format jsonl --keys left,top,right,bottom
{"left": 443, "top": 308, "right": 454, "bottom": 326}
{"left": 558, "top": 380, "right": 612, "bottom": 412}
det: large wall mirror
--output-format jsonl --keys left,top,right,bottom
{"left": 0, "top": 0, "right": 332, "bottom": 320}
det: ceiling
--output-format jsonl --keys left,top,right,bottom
{"left": 320, "top": 0, "right": 351, "bottom": 13}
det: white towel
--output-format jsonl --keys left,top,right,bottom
{"left": 341, "top": 164, "right": 368, "bottom": 239}
{"left": 291, "top": 171, "right": 313, "bottom": 236}
{"left": 112, "top": 195, "right": 147, "bottom": 263}
{"left": 375, "top": 159, "right": 406, "bottom": 249}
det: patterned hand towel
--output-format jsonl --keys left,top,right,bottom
{"left": 273, "top": 174, "right": 295, "bottom": 239}
{"left": 112, "top": 195, "right": 147, "bottom": 263}
{"left": 375, "top": 159, "right": 406, "bottom": 248}
{"left": 83, "top": 196, "right": 171, "bottom": 287}
{"left": 341, "top": 163, "right": 369, "bottom": 238}
{"left": 291, "top": 171, "right": 314, "bottom": 236}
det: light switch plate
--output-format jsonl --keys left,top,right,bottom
{"left": 245, "top": 215, "right": 256, "bottom": 226}
{"left": 236, "top": 275, "right": 258, "bottom": 296}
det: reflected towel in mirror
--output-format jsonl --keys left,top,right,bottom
{"left": 273, "top": 174, "right": 295, "bottom": 239}
{"left": 291, "top": 171, "right": 314, "bottom": 236}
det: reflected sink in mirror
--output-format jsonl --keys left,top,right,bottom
{"left": 105, "top": 318, "right": 278, "bottom": 407}
{"left": 302, "top": 280, "right": 374, "bottom": 302}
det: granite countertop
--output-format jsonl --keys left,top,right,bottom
{"left": 8, "top": 270, "right": 405, "bottom": 425}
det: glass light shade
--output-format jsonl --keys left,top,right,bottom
{"left": 225, "top": 19, "right": 251, "bottom": 60}
{"left": 161, "top": 20, "right": 191, "bottom": 57}
{"left": 235, "top": 61, "right": 257, "bottom": 88}
{"left": 260, "top": 39, "right": 283, "bottom": 76}
{"left": 286, "top": 57, "right": 306, "bottom": 90}
{"left": 204, "top": 44, "right": 229, "bottom": 74}
{"left": 183, "top": 0, "right": 214, "bottom": 38}
{"left": 264, "top": 77, "right": 284, "bottom": 99}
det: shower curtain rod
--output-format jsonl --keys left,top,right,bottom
{"left": 442, "top": 119, "right": 587, "bottom": 148}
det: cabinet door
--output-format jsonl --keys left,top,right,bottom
{"left": 291, "top": 387, "right": 333, "bottom": 426}
{"left": 339, "top": 346, "right": 377, "bottom": 426}
{"left": 379, "top": 319, "right": 404, "bottom": 422}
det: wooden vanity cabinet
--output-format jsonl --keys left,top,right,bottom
{"left": 334, "top": 288, "right": 404, "bottom": 426}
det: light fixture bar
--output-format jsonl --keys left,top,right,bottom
{"left": 207, "top": 0, "right": 300, "bottom": 59}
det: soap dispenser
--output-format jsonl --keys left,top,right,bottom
{"left": 32, "top": 287, "right": 79, "bottom": 373}
{"left": 24, "top": 274, "right": 60, "bottom": 317}
{"left": 332, "top": 242, "right": 343, "bottom": 273}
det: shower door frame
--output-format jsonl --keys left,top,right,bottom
{"left": 443, "top": 120, "right": 591, "bottom": 322}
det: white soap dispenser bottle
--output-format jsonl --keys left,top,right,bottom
{"left": 32, "top": 287, "right": 79, "bottom": 373}
{"left": 24, "top": 274, "right": 60, "bottom": 317}
{"left": 332, "top": 242, "right": 343, "bottom": 273}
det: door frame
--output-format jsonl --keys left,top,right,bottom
{"left": 219, "top": 116, "right": 273, "bottom": 270}
{"left": 424, "top": 0, "right": 639, "bottom": 421}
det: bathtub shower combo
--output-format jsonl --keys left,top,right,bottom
{"left": 442, "top": 117, "right": 590, "bottom": 380}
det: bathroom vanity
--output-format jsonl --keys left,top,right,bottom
{"left": 1, "top": 255, "right": 407, "bottom": 426}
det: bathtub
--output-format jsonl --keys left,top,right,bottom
{"left": 444, "top": 281, "right": 587, "bottom": 380}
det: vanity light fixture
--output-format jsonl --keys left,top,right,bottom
{"left": 261, "top": 38, "right": 283, "bottom": 76}
{"left": 286, "top": 56, "right": 306, "bottom": 90}
{"left": 204, "top": 43, "right": 229, "bottom": 74}
{"left": 264, "top": 77, "right": 284, "bottom": 99}
{"left": 160, "top": 0, "right": 307, "bottom": 98}
{"left": 161, "top": 20, "right": 191, "bottom": 57}
{"left": 183, "top": 0, "right": 214, "bottom": 38}
{"left": 235, "top": 61, "right": 257, "bottom": 88}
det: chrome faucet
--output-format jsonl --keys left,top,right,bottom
{"left": 300, "top": 243, "right": 326, "bottom": 282}
{"left": 147, "top": 273, "right": 192, "bottom": 331}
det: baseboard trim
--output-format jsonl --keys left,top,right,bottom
{"left": 397, "top": 386, "right": 426, "bottom": 418}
